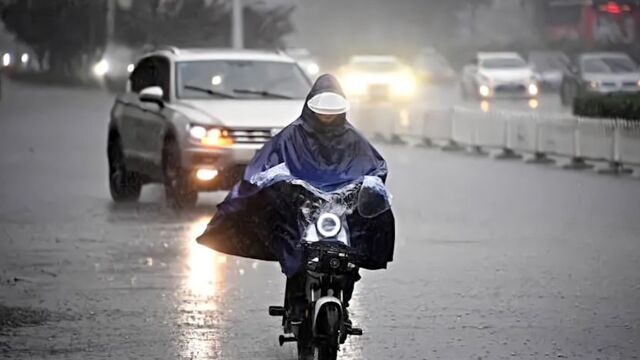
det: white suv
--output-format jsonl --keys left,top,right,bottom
{"left": 107, "top": 47, "right": 310, "bottom": 207}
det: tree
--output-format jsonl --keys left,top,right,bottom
{"left": 114, "top": 0, "right": 295, "bottom": 49}
{"left": 0, "top": 0, "right": 295, "bottom": 76}
{"left": 1, "top": 0, "right": 106, "bottom": 75}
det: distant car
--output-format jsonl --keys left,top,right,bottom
{"left": 338, "top": 55, "right": 416, "bottom": 103}
{"left": 413, "top": 48, "right": 456, "bottom": 84}
{"left": 1, "top": 49, "right": 36, "bottom": 72}
{"left": 461, "top": 52, "right": 539, "bottom": 100}
{"left": 560, "top": 52, "right": 640, "bottom": 106}
{"left": 528, "top": 51, "right": 569, "bottom": 91}
{"left": 92, "top": 43, "right": 147, "bottom": 92}
{"left": 107, "top": 47, "right": 310, "bottom": 207}
{"left": 284, "top": 48, "right": 320, "bottom": 79}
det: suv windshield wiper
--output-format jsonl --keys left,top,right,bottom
{"left": 184, "top": 85, "right": 236, "bottom": 99}
{"left": 233, "top": 89, "right": 293, "bottom": 99}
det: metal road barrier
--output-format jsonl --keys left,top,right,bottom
{"left": 616, "top": 121, "right": 640, "bottom": 168}
{"left": 422, "top": 108, "right": 457, "bottom": 149}
{"left": 504, "top": 112, "right": 553, "bottom": 163}
{"left": 381, "top": 105, "right": 640, "bottom": 177}
{"left": 451, "top": 107, "right": 475, "bottom": 147}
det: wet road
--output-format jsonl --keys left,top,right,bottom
{"left": 1, "top": 80, "right": 639, "bottom": 359}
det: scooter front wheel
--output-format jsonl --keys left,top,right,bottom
{"left": 297, "top": 325, "right": 315, "bottom": 360}
{"left": 317, "top": 345, "right": 338, "bottom": 360}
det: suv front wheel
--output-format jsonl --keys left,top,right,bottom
{"left": 108, "top": 136, "right": 142, "bottom": 202}
{"left": 163, "top": 138, "right": 198, "bottom": 209}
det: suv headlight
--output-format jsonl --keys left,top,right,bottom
{"left": 188, "top": 125, "right": 233, "bottom": 146}
{"left": 589, "top": 80, "right": 600, "bottom": 89}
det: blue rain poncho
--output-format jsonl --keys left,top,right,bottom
{"left": 197, "top": 74, "right": 394, "bottom": 276}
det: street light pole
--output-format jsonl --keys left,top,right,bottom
{"left": 231, "top": 0, "right": 244, "bottom": 49}
{"left": 106, "top": 0, "right": 115, "bottom": 45}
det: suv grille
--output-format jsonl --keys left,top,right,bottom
{"left": 228, "top": 128, "right": 275, "bottom": 144}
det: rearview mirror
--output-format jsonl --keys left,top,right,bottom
{"left": 139, "top": 86, "right": 164, "bottom": 106}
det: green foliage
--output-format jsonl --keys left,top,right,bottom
{"left": 574, "top": 93, "right": 640, "bottom": 121}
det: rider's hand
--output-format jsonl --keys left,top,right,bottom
{"left": 357, "top": 176, "right": 390, "bottom": 218}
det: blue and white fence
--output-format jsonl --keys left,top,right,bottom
{"left": 357, "top": 104, "right": 640, "bottom": 176}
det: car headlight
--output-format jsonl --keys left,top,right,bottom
{"left": 20, "top": 53, "right": 29, "bottom": 64}
{"left": 127, "top": 64, "right": 135, "bottom": 73}
{"left": 479, "top": 84, "right": 491, "bottom": 97}
{"left": 528, "top": 83, "right": 539, "bottom": 96}
{"left": 189, "top": 125, "right": 233, "bottom": 146}
{"left": 391, "top": 73, "right": 416, "bottom": 97}
{"left": 636, "top": 80, "right": 640, "bottom": 88}
{"left": 589, "top": 80, "right": 600, "bottom": 89}
{"left": 93, "top": 59, "right": 110, "bottom": 77}
{"left": 2, "top": 53, "right": 11, "bottom": 67}
{"left": 316, "top": 213, "right": 341, "bottom": 238}
{"left": 343, "top": 73, "right": 367, "bottom": 96}
{"left": 306, "top": 62, "right": 320, "bottom": 76}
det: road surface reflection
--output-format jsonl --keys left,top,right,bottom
{"left": 179, "top": 216, "right": 225, "bottom": 359}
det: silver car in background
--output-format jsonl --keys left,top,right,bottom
{"left": 560, "top": 52, "right": 640, "bottom": 106}
{"left": 461, "top": 52, "right": 539, "bottom": 100}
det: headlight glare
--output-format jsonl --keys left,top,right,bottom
{"left": 306, "top": 63, "right": 320, "bottom": 76}
{"left": 93, "top": 59, "right": 110, "bottom": 77}
{"left": 391, "top": 74, "right": 416, "bottom": 97}
{"left": 479, "top": 84, "right": 491, "bottom": 97}
{"left": 189, "top": 125, "right": 207, "bottom": 140}
{"left": 189, "top": 125, "right": 233, "bottom": 147}
{"left": 343, "top": 73, "right": 367, "bottom": 96}
{"left": 2, "top": 53, "right": 11, "bottom": 67}
{"left": 316, "top": 213, "right": 341, "bottom": 238}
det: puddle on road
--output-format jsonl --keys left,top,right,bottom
{"left": 0, "top": 304, "right": 52, "bottom": 330}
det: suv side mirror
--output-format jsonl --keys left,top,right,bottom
{"left": 139, "top": 86, "right": 164, "bottom": 106}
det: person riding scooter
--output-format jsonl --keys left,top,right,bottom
{"left": 197, "top": 73, "right": 395, "bottom": 328}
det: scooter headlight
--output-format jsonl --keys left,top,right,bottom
{"left": 316, "top": 213, "right": 341, "bottom": 238}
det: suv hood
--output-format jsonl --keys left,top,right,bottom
{"left": 174, "top": 99, "right": 305, "bottom": 128}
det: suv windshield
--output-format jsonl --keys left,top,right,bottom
{"left": 481, "top": 57, "right": 527, "bottom": 69}
{"left": 582, "top": 56, "right": 637, "bottom": 74}
{"left": 176, "top": 60, "right": 311, "bottom": 99}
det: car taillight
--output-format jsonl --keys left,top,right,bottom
{"left": 598, "top": 1, "right": 631, "bottom": 13}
